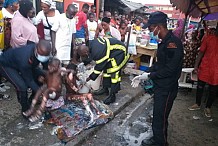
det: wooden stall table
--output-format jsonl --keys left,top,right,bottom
{"left": 130, "top": 44, "right": 157, "bottom": 67}
{"left": 126, "top": 45, "right": 157, "bottom": 75}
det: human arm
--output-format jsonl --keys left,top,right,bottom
{"left": 20, "top": 67, "right": 39, "bottom": 92}
{"left": 11, "top": 20, "right": 28, "bottom": 47}
{"left": 88, "top": 60, "right": 108, "bottom": 81}
{"left": 51, "top": 31, "right": 56, "bottom": 56}
{"left": 51, "top": 17, "right": 60, "bottom": 56}
{"left": 131, "top": 72, "right": 150, "bottom": 88}
{"left": 34, "top": 11, "right": 43, "bottom": 25}
{"left": 149, "top": 42, "right": 183, "bottom": 80}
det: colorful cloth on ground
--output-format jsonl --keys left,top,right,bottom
{"left": 50, "top": 100, "right": 113, "bottom": 143}
{"left": 198, "top": 35, "right": 218, "bottom": 85}
{"left": 46, "top": 96, "right": 65, "bottom": 110}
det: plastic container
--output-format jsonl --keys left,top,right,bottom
{"left": 139, "top": 65, "right": 149, "bottom": 71}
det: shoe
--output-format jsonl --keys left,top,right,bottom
{"left": 141, "top": 137, "right": 157, "bottom": 146}
{"left": 0, "top": 87, "right": 6, "bottom": 92}
{"left": 0, "top": 83, "right": 10, "bottom": 90}
{"left": 93, "top": 88, "right": 109, "bottom": 96}
{"left": 188, "top": 104, "right": 200, "bottom": 111}
{"left": 103, "top": 94, "right": 116, "bottom": 105}
{"left": 204, "top": 108, "right": 212, "bottom": 118}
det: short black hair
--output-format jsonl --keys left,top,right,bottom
{"left": 66, "top": 63, "right": 77, "bottom": 70}
{"left": 89, "top": 12, "right": 95, "bottom": 17}
{"left": 19, "top": 0, "right": 33, "bottom": 18}
{"left": 82, "top": 3, "right": 89, "bottom": 9}
{"left": 48, "top": 57, "right": 61, "bottom": 66}
{"left": 119, "top": 21, "right": 126, "bottom": 28}
{"left": 91, "top": 5, "right": 95, "bottom": 9}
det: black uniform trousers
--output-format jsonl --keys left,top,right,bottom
{"left": 152, "top": 86, "right": 178, "bottom": 146}
{"left": 0, "top": 65, "right": 43, "bottom": 112}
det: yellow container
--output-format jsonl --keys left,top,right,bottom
{"left": 133, "top": 57, "right": 141, "bottom": 69}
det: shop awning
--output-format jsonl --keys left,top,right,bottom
{"left": 170, "top": 0, "right": 218, "bottom": 18}
{"left": 119, "top": 0, "right": 145, "bottom": 11}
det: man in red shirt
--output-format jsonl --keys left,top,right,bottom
{"left": 75, "top": 3, "right": 89, "bottom": 45}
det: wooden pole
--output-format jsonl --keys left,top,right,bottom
{"left": 96, "top": 0, "right": 100, "bottom": 22}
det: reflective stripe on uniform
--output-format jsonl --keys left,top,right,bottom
{"left": 94, "top": 70, "right": 101, "bottom": 74}
{"left": 107, "top": 53, "right": 130, "bottom": 73}
{"left": 111, "top": 71, "right": 121, "bottom": 83}
{"left": 103, "top": 73, "right": 111, "bottom": 77}
{"left": 97, "top": 38, "right": 105, "bottom": 45}
{"left": 96, "top": 38, "right": 110, "bottom": 64}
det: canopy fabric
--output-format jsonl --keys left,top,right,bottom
{"left": 204, "top": 12, "right": 218, "bottom": 20}
{"left": 170, "top": 0, "right": 218, "bottom": 18}
{"left": 120, "top": 0, "right": 145, "bottom": 11}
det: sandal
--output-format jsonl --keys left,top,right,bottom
{"left": 0, "top": 94, "right": 11, "bottom": 100}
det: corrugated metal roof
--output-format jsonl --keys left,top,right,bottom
{"left": 120, "top": 0, "right": 145, "bottom": 11}
{"left": 170, "top": 0, "right": 218, "bottom": 18}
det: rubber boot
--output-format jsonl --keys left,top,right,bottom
{"left": 93, "top": 87, "right": 109, "bottom": 96}
{"left": 18, "top": 91, "right": 30, "bottom": 112}
{"left": 103, "top": 93, "right": 116, "bottom": 105}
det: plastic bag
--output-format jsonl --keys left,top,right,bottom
{"left": 126, "top": 33, "right": 137, "bottom": 55}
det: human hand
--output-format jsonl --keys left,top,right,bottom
{"left": 131, "top": 73, "right": 150, "bottom": 88}
{"left": 193, "top": 67, "right": 198, "bottom": 74}
{"left": 38, "top": 76, "right": 45, "bottom": 83}
{"left": 86, "top": 77, "right": 91, "bottom": 82}
{"left": 52, "top": 47, "right": 57, "bottom": 56}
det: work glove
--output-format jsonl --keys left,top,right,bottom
{"left": 131, "top": 72, "right": 150, "bottom": 88}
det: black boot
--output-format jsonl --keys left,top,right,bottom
{"left": 103, "top": 94, "right": 116, "bottom": 105}
{"left": 93, "top": 87, "right": 109, "bottom": 96}
{"left": 141, "top": 137, "right": 157, "bottom": 146}
{"left": 18, "top": 91, "right": 30, "bottom": 113}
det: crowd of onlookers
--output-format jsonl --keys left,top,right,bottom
{"left": 0, "top": 0, "right": 217, "bottom": 118}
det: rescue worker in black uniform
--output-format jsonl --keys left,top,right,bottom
{"left": 0, "top": 40, "right": 51, "bottom": 114}
{"left": 77, "top": 37, "right": 130, "bottom": 105}
{"left": 131, "top": 11, "right": 184, "bottom": 146}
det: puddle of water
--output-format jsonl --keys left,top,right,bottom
{"left": 123, "top": 120, "right": 153, "bottom": 146}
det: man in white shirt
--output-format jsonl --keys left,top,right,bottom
{"left": 51, "top": 4, "right": 78, "bottom": 65}
{"left": 87, "top": 13, "right": 97, "bottom": 47}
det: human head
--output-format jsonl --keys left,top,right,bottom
{"left": 145, "top": 11, "right": 168, "bottom": 39}
{"left": 121, "top": 15, "right": 126, "bottom": 21}
{"left": 99, "top": 11, "right": 103, "bottom": 19}
{"left": 89, "top": 13, "right": 95, "bottom": 22}
{"left": 48, "top": 58, "right": 61, "bottom": 73}
{"left": 41, "top": 0, "right": 53, "bottom": 14}
{"left": 19, "top": 0, "right": 34, "bottom": 18}
{"left": 91, "top": 5, "right": 96, "bottom": 13}
{"left": 35, "top": 39, "right": 52, "bottom": 63}
{"left": 143, "top": 16, "right": 148, "bottom": 24}
{"left": 82, "top": 3, "right": 89, "bottom": 14}
{"left": 125, "top": 14, "right": 129, "bottom": 20}
{"left": 134, "top": 17, "right": 141, "bottom": 26}
{"left": 104, "top": 11, "right": 111, "bottom": 18}
{"left": 0, "top": 0, "right": 3, "bottom": 10}
{"left": 3, "top": 0, "right": 19, "bottom": 12}
{"left": 66, "top": 4, "right": 78, "bottom": 19}
{"left": 77, "top": 45, "right": 89, "bottom": 62}
{"left": 101, "top": 17, "right": 110, "bottom": 31}
{"left": 114, "top": 13, "right": 119, "bottom": 20}
{"left": 119, "top": 21, "right": 126, "bottom": 29}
